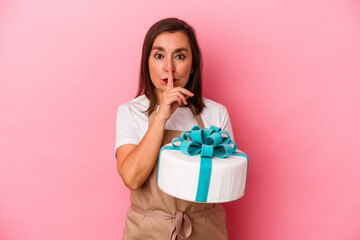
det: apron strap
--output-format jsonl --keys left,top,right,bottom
{"left": 194, "top": 113, "right": 205, "bottom": 129}
{"left": 130, "top": 204, "right": 222, "bottom": 240}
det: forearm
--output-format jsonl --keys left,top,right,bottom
{"left": 119, "top": 114, "right": 166, "bottom": 190}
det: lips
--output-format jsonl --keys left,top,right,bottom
{"left": 162, "top": 78, "right": 178, "bottom": 83}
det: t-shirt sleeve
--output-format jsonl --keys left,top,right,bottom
{"left": 220, "top": 106, "right": 235, "bottom": 142}
{"left": 114, "top": 105, "right": 141, "bottom": 158}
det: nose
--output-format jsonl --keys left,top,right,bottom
{"left": 164, "top": 57, "right": 175, "bottom": 74}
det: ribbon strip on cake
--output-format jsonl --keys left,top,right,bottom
{"left": 163, "top": 125, "right": 248, "bottom": 202}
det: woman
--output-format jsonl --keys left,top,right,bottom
{"left": 115, "top": 17, "right": 234, "bottom": 240}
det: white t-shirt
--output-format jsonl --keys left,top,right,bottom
{"left": 114, "top": 94, "right": 234, "bottom": 155}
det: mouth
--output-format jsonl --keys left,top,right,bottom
{"left": 162, "top": 78, "right": 178, "bottom": 83}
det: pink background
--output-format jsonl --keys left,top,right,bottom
{"left": 1, "top": 0, "right": 360, "bottom": 239}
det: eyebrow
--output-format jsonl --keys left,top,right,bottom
{"left": 152, "top": 46, "right": 189, "bottom": 52}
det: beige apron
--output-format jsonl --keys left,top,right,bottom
{"left": 123, "top": 111, "right": 228, "bottom": 240}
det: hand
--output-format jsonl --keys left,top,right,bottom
{"left": 157, "top": 72, "right": 194, "bottom": 122}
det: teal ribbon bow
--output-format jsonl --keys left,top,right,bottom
{"left": 171, "top": 125, "right": 238, "bottom": 202}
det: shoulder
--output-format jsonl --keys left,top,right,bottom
{"left": 115, "top": 95, "right": 149, "bottom": 148}
{"left": 116, "top": 94, "right": 149, "bottom": 126}
{"left": 203, "top": 98, "right": 228, "bottom": 113}
{"left": 199, "top": 98, "right": 230, "bottom": 128}
{"left": 201, "top": 98, "right": 234, "bottom": 139}
{"left": 115, "top": 96, "right": 149, "bottom": 154}
{"left": 117, "top": 94, "right": 149, "bottom": 113}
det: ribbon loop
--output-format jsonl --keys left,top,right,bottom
{"left": 205, "top": 132, "right": 223, "bottom": 146}
{"left": 180, "top": 140, "right": 201, "bottom": 156}
{"left": 172, "top": 138, "right": 181, "bottom": 148}
{"left": 219, "top": 130, "right": 231, "bottom": 143}
{"left": 210, "top": 125, "right": 221, "bottom": 132}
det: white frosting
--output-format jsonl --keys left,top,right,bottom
{"left": 157, "top": 143, "right": 248, "bottom": 203}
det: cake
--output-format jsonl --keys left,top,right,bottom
{"left": 157, "top": 126, "right": 249, "bottom": 203}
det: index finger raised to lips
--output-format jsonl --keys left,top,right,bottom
{"left": 166, "top": 73, "right": 174, "bottom": 90}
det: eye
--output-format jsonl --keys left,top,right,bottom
{"left": 175, "top": 54, "right": 185, "bottom": 60}
{"left": 154, "top": 53, "right": 163, "bottom": 59}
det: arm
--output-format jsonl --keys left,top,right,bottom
{"left": 116, "top": 115, "right": 166, "bottom": 190}
{"left": 116, "top": 73, "right": 193, "bottom": 190}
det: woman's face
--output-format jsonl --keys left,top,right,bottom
{"left": 148, "top": 31, "right": 193, "bottom": 98}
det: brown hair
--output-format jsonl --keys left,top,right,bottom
{"left": 136, "top": 17, "right": 205, "bottom": 116}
